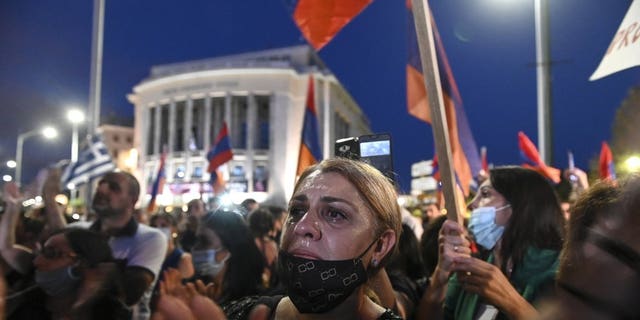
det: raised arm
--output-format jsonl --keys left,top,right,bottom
{"left": 41, "top": 168, "right": 67, "bottom": 232}
{"left": 0, "top": 183, "right": 34, "bottom": 274}
{"left": 416, "top": 220, "right": 471, "bottom": 320}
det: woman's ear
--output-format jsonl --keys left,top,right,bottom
{"left": 370, "top": 229, "right": 396, "bottom": 267}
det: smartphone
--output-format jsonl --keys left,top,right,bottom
{"left": 358, "top": 133, "right": 396, "bottom": 183}
{"left": 335, "top": 133, "right": 396, "bottom": 183}
{"left": 334, "top": 137, "right": 360, "bottom": 160}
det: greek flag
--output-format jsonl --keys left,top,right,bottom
{"left": 62, "top": 135, "right": 116, "bottom": 187}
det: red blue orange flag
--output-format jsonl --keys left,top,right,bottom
{"left": 297, "top": 76, "right": 323, "bottom": 176}
{"left": 406, "top": 4, "right": 481, "bottom": 196}
{"left": 518, "top": 131, "right": 561, "bottom": 184}
{"left": 147, "top": 148, "right": 167, "bottom": 213}
{"left": 286, "top": 0, "right": 372, "bottom": 50}
{"left": 599, "top": 141, "right": 616, "bottom": 181}
{"left": 207, "top": 122, "right": 233, "bottom": 184}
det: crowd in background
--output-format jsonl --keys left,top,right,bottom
{"left": 0, "top": 158, "right": 638, "bottom": 320}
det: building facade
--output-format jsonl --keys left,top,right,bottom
{"left": 128, "top": 45, "right": 371, "bottom": 207}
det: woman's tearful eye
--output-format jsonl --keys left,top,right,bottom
{"left": 323, "top": 209, "right": 347, "bottom": 223}
{"left": 288, "top": 206, "right": 307, "bottom": 222}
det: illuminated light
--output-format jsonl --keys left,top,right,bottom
{"left": 67, "top": 182, "right": 76, "bottom": 190}
{"left": 2, "top": 175, "right": 12, "bottom": 182}
{"left": 72, "top": 213, "right": 80, "bottom": 220}
{"left": 55, "top": 194, "right": 69, "bottom": 206}
{"left": 182, "top": 205, "right": 188, "bottom": 212}
{"left": 41, "top": 126, "right": 58, "bottom": 139}
{"left": 35, "top": 196, "right": 42, "bottom": 203}
{"left": 125, "top": 149, "right": 138, "bottom": 168}
{"left": 6, "top": 160, "right": 16, "bottom": 168}
{"left": 66, "top": 109, "right": 85, "bottom": 124}
{"left": 165, "top": 206, "right": 173, "bottom": 213}
{"left": 625, "top": 156, "right": 640, "bottom": 172}
{"left": 177, "top": 171, "right": 185, "bottom": 178}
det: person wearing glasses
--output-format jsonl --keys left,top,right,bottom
{"left": 40, "top": 171, "right": 167, "bottom": 320}
{"left": 1, "top": 183, "right": 129, "bottom": 319}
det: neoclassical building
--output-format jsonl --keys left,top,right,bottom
{"left": 128, "top": 45, "right": 371, "bottom": 207}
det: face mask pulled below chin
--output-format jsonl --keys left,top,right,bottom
{"left": 192, "top": 249, "right": 228, "bottom": 277}
{"left": 468, "top": 205, "right": 510, "bottom": 250}
{"left": 277, "top": 240, "right": 377, "bottom": 314}
{"left": 35, "top": 266, "right": 81, "bottom": 296}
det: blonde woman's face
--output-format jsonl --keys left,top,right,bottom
{"left": 282, "top": 171, "right": 377, "bottom": 261}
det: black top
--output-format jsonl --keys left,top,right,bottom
{"left": 223, "top": 295, "right": 402, "bottom": 320}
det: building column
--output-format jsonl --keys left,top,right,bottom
{"left": 203, "top": 96, "right": 211, "bottom": 151}
{"left": 168, "top": 100, "right": 176, "bottom": 153}
{"left": 185, "top": 98, "right": 193, "bottom": 180}
{"left": 246, "top": 93, "right": 257, "bottom": 193}
{"left": 323, "top": 77, "right": 331, "bottom": 159}
{"left": 153, "top": 105, "right": 161, "bottom": 157}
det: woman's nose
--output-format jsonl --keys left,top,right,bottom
{"left": 293, "top": 210, "right": 321, "bottom": 241}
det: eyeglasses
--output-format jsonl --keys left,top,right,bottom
{"left": 36, "top": 246, "right": 77, "bottom": 260}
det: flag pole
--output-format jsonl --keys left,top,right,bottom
{"left": 411, "top": 0, "right": 462, "bottom": 223}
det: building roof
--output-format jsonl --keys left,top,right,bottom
{"left": 144, "top": 45, "right": 330, "bottom": 82}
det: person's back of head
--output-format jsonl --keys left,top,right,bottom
{"left": 549, "top": 178, "right": 640, "bottom": 319}
{"left": 247, "top": 208, "right": 274, "bottom": 238}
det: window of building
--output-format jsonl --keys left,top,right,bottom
{"left": 175, "top": 101, "right": 186, "bottom": 152}
{"left": 210, "top": 97, "right": 226, "bottom": 144}
{"left": 147, "top": 108, "right": 156, "bottom": 156}
{"left": 255, "top": 95, "right": 270, "bottom": 150}
{"left": 192, "top": 98, "right": 205, "bottom": 151}
{"left": 253, "top": 164, "right": 268, "bottom": 192}
{"left": 174, "top": 163, "right": 186, "bottom": 180}
{"left": 192, "top": 163, "right": 204, "bottom": 179}
{"left": 160, "top": 104, "right": 170, "bottom": 150}
{"left": 231, "top": 96, "right": 248, "bottom": 149}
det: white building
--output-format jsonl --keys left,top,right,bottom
{"left": 128, "top": 45, "right": 371, "bottom": 207}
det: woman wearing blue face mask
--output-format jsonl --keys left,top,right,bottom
{"left": 190, "top": 209, "right": 265, "bottom": 305}
{"left": 418, "top": 166, "right": 564, "bottom": 320}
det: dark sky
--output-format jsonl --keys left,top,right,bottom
{"left": 1, "top": 0, "right": 639, "bottom": 193}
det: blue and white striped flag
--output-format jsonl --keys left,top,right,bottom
{"left": 62, "top": 134, "right": 116, "bottom": 187}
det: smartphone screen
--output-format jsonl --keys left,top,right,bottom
{"left": 358, "top": 133, "right": 395, "bottom": 183}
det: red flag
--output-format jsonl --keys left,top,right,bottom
{"left": 297, "top": 76, "right": 323, "bottom": 176}
{"left": 406, "top": 4, "right": 481, "bottom": 196}
{"left": 599, "top": 141, "right": 616, "bottom": 181}
{"left": 518, "top": 131, "right": 560, "bottom": 183}
{"left": 147, "top": 148, "right": 167, "bottom": 214}
{"left": 207, "top": 122, "right": 233, "bottom": 194}
{"left": 287, "top": 0, "right": 372, "bottom": 50}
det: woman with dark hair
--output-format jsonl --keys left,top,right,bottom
{"left": 418, "top": 166, "right": 564, "bottom": 319}
{"left": 248, "top": 208, "right": 279, "bottom": 288}
{"left": 191, "top": 208, "right": 265, "bottom": 305}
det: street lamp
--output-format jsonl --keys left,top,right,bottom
{"left": 15, "top": 126, "right": 58, "bottom": 186}
{"left": 6, "top": 160, "right": 16, "bottom": 169}
{"left": 67, "top": 109, "right": 86, "bottom": 162}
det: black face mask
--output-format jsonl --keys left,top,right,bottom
{"left": 278, "top": 240, "right": 377, "bottom": 314}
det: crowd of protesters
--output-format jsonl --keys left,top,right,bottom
{"left": 0, "top": 157, "right": 638, "bottom": 320}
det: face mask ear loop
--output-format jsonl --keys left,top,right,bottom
{"left": 496, "top": 204, "right": 511, "bottom": 212}
{"left": 357, "top": 236, "right": 384, "bottom": 266}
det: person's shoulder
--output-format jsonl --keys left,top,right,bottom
{"left": 135, "top": 223, "right": 165, "bottom": 241}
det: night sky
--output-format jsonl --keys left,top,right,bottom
{"left": 1, "top": 0, "right": 639, "bottom": 193}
